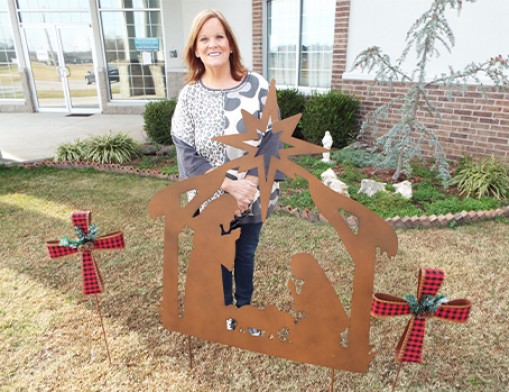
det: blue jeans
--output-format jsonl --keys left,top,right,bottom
{"left": 221, "top": 222, "right": 263, "bottom": 307}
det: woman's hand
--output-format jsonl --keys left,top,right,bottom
{"left": 221, "top": 177, "right": 257, "bottom": 214}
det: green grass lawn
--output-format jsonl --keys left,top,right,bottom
{"left": 1, "top": 165, "right": 508, "bottom": 391}
{"left": 278, "top": 155, "right": 507, "bottom": 219}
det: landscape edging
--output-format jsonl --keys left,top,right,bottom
{"left": 277, "top": 204, "right": 509, "bottom": 229}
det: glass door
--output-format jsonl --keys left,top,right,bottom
{"left": 22, "top": 25, "right": 100, "bottom": 113}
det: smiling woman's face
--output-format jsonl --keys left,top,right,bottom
{"left": 195, "top": 17, "right": 231, "bottom": 73}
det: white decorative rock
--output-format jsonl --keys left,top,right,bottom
{"left": 358, "top": 179, "right": 386, "bottom": 197}
{"left": 394, "top": 180, "right": 413, "bottom": 199}
{"left": 321, "top": 168, "right": 338, "bottom": 184}
{"left": 328, "top": 179, "right": 350, "bottom": 197}
{"left": 320, "top": 168, "right": 349, "bottom": 196}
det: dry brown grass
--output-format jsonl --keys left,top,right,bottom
{"left": 30, "top": 62, "right": 91, "bottom": 82}
{"left": 0, "top": 166, "right": 508, "bottom": 391}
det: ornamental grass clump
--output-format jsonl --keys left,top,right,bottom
{"left": 86, "top": 132, "right": 142, "bottom": 165}
{"left": 53, "top": 133, "right": 141, "bottom": 165}
{"left": 450, "top": 155, "right": 509, "bottom": 201}
{"left": 54, "top": 139, "right": 88, "bottom": 162}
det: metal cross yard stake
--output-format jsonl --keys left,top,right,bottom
{"left": 46, "top": 210, "right": 125, "bottom": 364}
{"left": 371, "top": 268, "right": 472, "bottom": 390}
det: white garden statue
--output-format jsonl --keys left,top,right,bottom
{"left": 321, "top": 131, "right": 333, "bottom": 163}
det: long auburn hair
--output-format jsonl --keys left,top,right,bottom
{"left": 183, "top": 9, "right": 247, "bottom": 84}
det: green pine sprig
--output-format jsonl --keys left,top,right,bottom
{"left": 404, "top": 293, "right": 448, "bottom": 317}
{"left": 59, "top": 224, "right": 98, "bottom": 249}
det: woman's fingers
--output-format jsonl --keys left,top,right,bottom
{"left": 222, "top": 177, "right": 257, "bottom": 195}
{"left": 221, "top": 177, "right": 258, "bottom": 212}
{"left": 233, "top": 179, "right": 256, "bottom": 202}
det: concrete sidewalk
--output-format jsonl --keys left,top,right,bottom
{"left": 0, "top": 112, "right": 148, "bottom": 164}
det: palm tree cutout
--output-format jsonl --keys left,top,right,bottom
{"left": 149, "top": 80, "right": 398, "bottom": 372}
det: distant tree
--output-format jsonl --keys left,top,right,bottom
{"left": 352, "top": 0, "right": 509, "bottom": 182}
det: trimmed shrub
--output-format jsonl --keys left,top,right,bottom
{"left": 143, "top": 99, "right": 177, "bottom": 145}
{"left": 301, "top": 90, "right": 360, "bottom": 148}
{"left": 276, "top": 88, "right": 306, "bottom": 139}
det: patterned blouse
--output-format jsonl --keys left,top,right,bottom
{"left": 171, "top": 71, "right": 282, "bottom": 224}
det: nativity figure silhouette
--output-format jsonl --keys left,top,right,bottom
{"left": 149, "top": 80, "right": 398, "bottom": 372}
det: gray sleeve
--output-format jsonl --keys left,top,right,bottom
{"left": 172, "top": 134, "right": 213, "bottom": 179}
{"left": 171, "top": 86, "right": 214, "bottom": 179}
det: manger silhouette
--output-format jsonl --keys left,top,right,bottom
{"left": 149, "top": 80, "right": 398, "bottom": 372}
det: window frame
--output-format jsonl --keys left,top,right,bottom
{"left": 97, "top": 1, "right": 166, "bottom": 101}
{"left": 0, "top": 4, "right": 23, "bottom": 100}
{"left": 265, "top": 0, "right": 334, "bottom": 92}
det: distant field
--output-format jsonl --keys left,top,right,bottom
{"left": 29, "top": 61, "right": 91, "bottom": 81}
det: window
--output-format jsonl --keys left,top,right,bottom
{"left": 0, "top": 0, "right": 23, "bottom": 99}
{"left": 17, "top": 0, "right": 89, "bottom": 10}
{"left": 267, "top": 0, "right": 335, "bottom": 89}
{"left": 17, "top": 0, "right": 90, "bottom": 23}
{"left": 99, "top": 0, "right": 165, "bottom": 100}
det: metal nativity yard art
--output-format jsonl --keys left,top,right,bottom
{"left": 149, "top": 81, "right": 398, "bottom": 372}
{"left": 149, "top": 80, "right": 400, "bottom": 374}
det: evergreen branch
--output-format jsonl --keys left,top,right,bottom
{"left": 402, "top": 1, "right": 457, "bottom": 65}
{"left": 359, "top": 95, "right": 405, "bottom": 137}
{"left": 404, "top": 294, "right": 449, "bottom": 317}
{"left": 431, "top": 56, "right": 509, "bottom": 87}
{"left": 355, "top": 0, "right": 500, "bottom": 184}
{"left": 420, "top": 88, "right": 442, "bottom": 119}
{"left": 353, "top": 47, "right": 412, "bottom": 83}
{"left": 59, "top": 224, "right": 99, "bottom": 249}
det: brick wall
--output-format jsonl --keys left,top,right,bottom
{"left": 337, "top": 80, "right": 509, "bottom": 161}
{"left": 252, "top": 0, "right": 263, "bottom": 74}
{"left": 253, "top": 0, "right": 509, "bottom": 163}
{"left": 331, "top": 0, "right": 350, "bottom": 79}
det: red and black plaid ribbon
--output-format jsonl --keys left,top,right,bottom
{"left": 46, "top": 211, "right": 125, "bottom": 295}
{"left": 371, "top": 268, "right": 472, "bottom": 363}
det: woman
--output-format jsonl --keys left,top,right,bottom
{"left": 171, "top": 9, "right": 282, "bottom": 334}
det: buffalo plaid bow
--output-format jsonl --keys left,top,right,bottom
{"left": 371, "top": 268, "right": 471, "bottom": 363}
{"left": 46, "top": 211, "right": 125, "bottom": 295}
